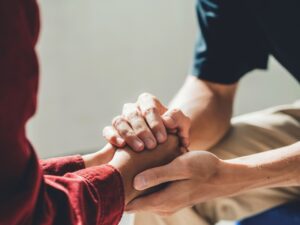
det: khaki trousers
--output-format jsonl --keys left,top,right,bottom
{"left": 131, "top": 101, "right": 300, "bottom": 225}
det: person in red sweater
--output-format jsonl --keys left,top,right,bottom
{"left": 0, "top": 1, "right": 187, "bottom": 225}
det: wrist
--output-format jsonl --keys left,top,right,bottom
{"left": 217, "top": 160, "right": 254, "bottom": 195}
{"left": 83, "top": 144, "right": 116, "bottom": 168}
{"left": 82, "top": 152, "right": 100, "bottom": 168}
{"left": 108, "top": 149, "right": 141, "bottom": 204}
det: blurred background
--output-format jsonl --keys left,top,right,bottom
{"left": 28, "top": 0, "right": 299, "bottom": 159}
{"left": 27, "top": 1, "right": 299, "bottom": 224}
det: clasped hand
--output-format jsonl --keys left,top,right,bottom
{"left": 102, "top": 93, "right": 233, "bottom": 216}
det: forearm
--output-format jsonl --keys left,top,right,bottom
{"left": 169, "top": 76, "right": 236, "bottom": 150}
{"left": 222, "top": 141, "right": 300, "bottom": 195}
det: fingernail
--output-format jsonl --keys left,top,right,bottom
{"left": 133, "top": 140, "right": 144, "bottom": 150}
{"left": 134, "top": 176, "right": 147, "bottom": 190}
{"left": 145, "top": 138, "right": 156, "bottom": 149}
{"left": 116, "top": 137, "right": 124, "bottom": 146}
{"left": 156, "top": 132, "right": 166, "bottom": 143}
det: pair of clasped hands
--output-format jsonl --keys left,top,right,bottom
{"left": 83, "top": 93, "right": 222, "bottom": 216}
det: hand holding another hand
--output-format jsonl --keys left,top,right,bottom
{"left": 103, "top": 93, "right": 191, "bottom": 151}
{"left": 125, "top": 151, "right": 236, "bottom": 216}
{"left": 109, "top": 135, "right": 186, "bottom": 204}
{"left": 83, "top": 135, "right": 186, "bottom": 205}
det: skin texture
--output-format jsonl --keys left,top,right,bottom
{"left": 109, "top": 135, "right": 185, "bottom": 204}
{"left": 102, "top": 76, "right": 300, "bottom": 215}
{"left": 101, "top": 76, "right": 238, "bottom": 213}
{"left": 103, "top": 76, "right": 236, "bottom": 151}
{"left": 82, "top": 144, "right": 116, "bottom": 168}
{"left": 126, "top": 141, "right": 300, "bottom": 215}
{"left": 168, "top": 76, "right": 237, "bottom": 150}
{"left": 103, "top": 93, "right": 191, "bottom": 151}
{"left": 84, "top": 135, "right": 185, "bottom": 205}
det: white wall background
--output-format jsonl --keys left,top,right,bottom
{"left": 28, "top": 0, "right": 300, "bottom": 159}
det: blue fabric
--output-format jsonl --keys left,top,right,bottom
{"left": 236, "top": 201, "right": 300, "bottom": 225}
{"left": 191, "top": 0, "right": 300, "bottom": 84}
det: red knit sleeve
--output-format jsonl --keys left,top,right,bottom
{"left": 0, "top": 1, "right": 124, "bottom": 224}
{"left": 40, "top": 155, "right": 85, "bottom": 176}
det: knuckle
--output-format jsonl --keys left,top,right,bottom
{"left": 168, "top": 108, "right": 191, "bottom": 128}
{"left": 102, "top": 126, "right": 111, "bottom": 132}
{"left": 142, "top": 107, "right": 158, "bottom": 117}
{"left": 170, "top": 108, "right": 185, "bottom": 120}
{"left": 112, "top": 116, "right": 125, "bottom": 127}
{"left": 126, "top": 111, "right": 140, "bottom": 121}
{"left": 102, "top": 126, "right": 111, "bottom": 136}
{"left": 119, "top": 129, "right": 134, "bottom": 138}
{"left": 134, "top": 123, "right": 145, "bottom": 132}
{"left": 122, "top": 103, "right": 131, "bottom": 109}
{"left": 170, "top": 108, "right": 181, "bottom": 116}
{"left": 135, "top": 129, "right": 149, "bottom": 138}
{"left": 149, "top": 121, "right": 162, "bottom": 131}
{"left": 122, "top": 103, "right": 131, "bottom": 112}
{"left": 123, "top": 103, "right": 137, "bottom": 113}
{"left": 138, "top": 92, "right": 153, "bottom": 100}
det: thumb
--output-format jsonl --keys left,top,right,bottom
{"left": 133, "top": 160, "right": 187, "bottom": 190}
{"left": 162, "top": 109, "right": 191, "bottom": 147}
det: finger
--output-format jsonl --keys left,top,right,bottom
{"left": 133, "top": 158, "right": 188, "bottom": 190}
{"left": 102, "top": 126, "right": 126, "bottom": 147}
{"left": 137, "top": 93, "right": 168, "bottom": 143}
{"left": 126, "top": 181, "right": 187, "bottom": 213}
{"left": 96, "top": 143, "right": 116, "bottom": 164}
{"left": 162, "top": 109, "right": 191, "bottom": 147}
{"left": 112, "top": 116, "right": 144, "bottom": 151}
{"left": 123, "top": 103, "right": 157, "bottom": 149}
{"left": 83, "top": 143, "right": 116, "bottom": 167}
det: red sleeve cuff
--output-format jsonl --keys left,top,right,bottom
{"left": 75, "top": 165, "right": 125, "bottom": 225}
{"left": 40, "top": 155, "right": 85, "bottom": 176}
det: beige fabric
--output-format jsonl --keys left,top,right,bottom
{"left": 132, "top": 101, "right": 300, "bottom": 225}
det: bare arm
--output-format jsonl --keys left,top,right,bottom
{"left": 169, "top": 75, "right": 237, "bottom": 150}
{"left": 84, "top": 135, "right": 183, "bottom": 205}
{"left": 224, "top": 141, "right": 300, "bottom": 190}
{"left": 126, "top": 141, "right": 300, "bottom": 214}
{"left": 103, "top": 76, "right": 236, "bottom": 152}
{"left": 109, "top": 135, "right": 183, "bottom": 204}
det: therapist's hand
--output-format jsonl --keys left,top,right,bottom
{"left": 125, "top": 151, "right": 235, "bottom": 216}
{"left": 103, "top": 93, "right": 191, "bottom": 151}
{"left": 109, "top": 135, "right": 186, "bottom": 204}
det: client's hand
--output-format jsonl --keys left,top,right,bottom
{"left": 108, "top": 135, "right": 185, "bottom": 205}
{"left": 82, "top": 144, "right": 116, "bottom": 168}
